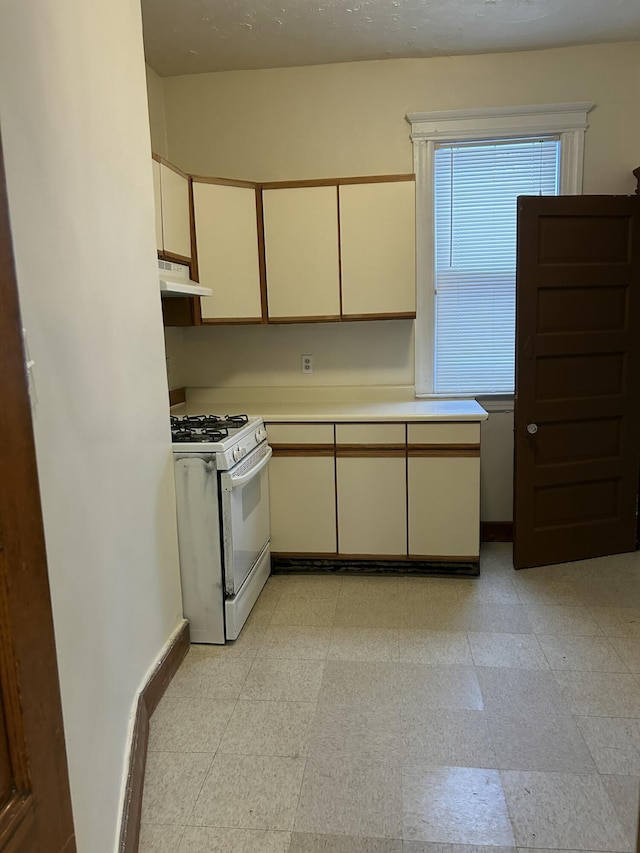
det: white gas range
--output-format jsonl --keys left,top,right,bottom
{"left": 171, "top": 414, "right": 272, "bottom": 643}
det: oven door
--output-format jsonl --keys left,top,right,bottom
{"left": 220, "top": 442, "right": 272, "bottom": 596}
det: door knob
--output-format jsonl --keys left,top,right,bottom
{"left": 526, "top": 423, "right": 538, "bottom": 435}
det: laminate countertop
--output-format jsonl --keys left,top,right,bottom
{"left": 170, "top": 386, "right": 488, "bottom": 423}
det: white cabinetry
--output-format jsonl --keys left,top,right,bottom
{"left": 153, "top": 155, "right": 192, "bottom": 261}
{"left": 262, "top": 186, "right": 341, "bottom": 321}
{"left": 339, "top": 180, "right": 416, "bottom": 318}
{"left": 335, "top": 424, "right": 407, "bottom": 557}
{"left": 266, "top": 423, "right": 337, "bottom": 554}
{"left": 192, "top": 179, "right": 262, "bottom": 322}
{"left": 407, "top": 423, "right": 481, "bottom": 559}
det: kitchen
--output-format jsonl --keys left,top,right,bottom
{"left": 0, "top": 2, "right": 639, "bottom": 853}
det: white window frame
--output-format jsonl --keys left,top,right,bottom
{"left": 406, "top": 102, "right": 594, "bottom": 399}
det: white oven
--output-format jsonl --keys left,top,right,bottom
{"left": 172, "top": 415, "right": 272, "bottom": 643}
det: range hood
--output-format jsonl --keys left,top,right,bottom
{"left": 159, "top": 259, "right": 212, "bottom": 298}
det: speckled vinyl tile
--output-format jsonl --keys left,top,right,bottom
{"left": 164, "top": 651, "right": 254, "bottom": 700}
{"left": 609, "top": 636, "right": 640, "bottom": 673}
{"left": 256, "top": 625, "right": 332, "bottom": 660}
{"left": 294, "top": 753, "right": 403, "bottom": 838}
{"left": 327, "top": 627, "right": 399, "bottom": 661}
{"left": 400, "top": 664, "right": 483, "bottom": 713}
{"left": 600, "top": 775, "right": 640, "bottom": 847}
{"left": 307, "top": 701, "right": 402, "bottom": 763}
{"left": 501, "top": 770, "right": 632, "bottom": 851}
{"left": 553, "top": 670, "right": 640, "bottom": 717}
{"left": 397, "top": 630, "right": 472, "bottom": 665}
{"left": 317, "top": 659, "right": 401, "bottom": 707}
{"left": 402, "top": 765, "right": 515, "bottom": 846}
{"left": 589, "top": 607, "right": 640, "bottom": 638}
{"left": 537, "top": 633, "right": 627, "bottom": 672}
{"left": 218, "top": 699, "right": 315, "bottom": 758}
{"left": 476, "top": 666, "right": 569, "bottom": 717}
{"left": 485, "top": 712, "right": 596, "bottom": 773}
{"left": 177, "top": 826, "right": 292, "bottom": 852}
{"left": 288, "top": 832, "right": 402, "bottom": 852}
{"left": 138, "top": 823, "right": 185, "bottom": 853}
{"left": 402, "top": 845, "right": 516, "bottom": 853}
{"left": 148, "top": 695, "right": 236, "bottom": 753}
{"left": 574, "top": 716, "right": 640, "bottom": 775}
{"left": 240, "top": 657, "right": 325, "bottom": 702}
{"left": 190, "top": 753, "right": 306, "bottom": 830}
{"left": 270, "top": 595, "right": 338, "bottom": 627}
{"left": 467, "top": 632, "right": 548, "bottom": 669}
{"left": 522, "top": 604, "right": 602, "bottom": 636}
{"left": 140, "top": 751, "right": 213, "bottom": 825}
{"left": 401, "top": 708, "right": 496, "bottom": 768}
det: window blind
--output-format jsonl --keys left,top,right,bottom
{"left": 434, "top": 137, "right": 560, "bottom": 395}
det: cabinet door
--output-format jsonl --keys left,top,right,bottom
{"left": 335, "top": 423, "right": 407, "bottom": 556}
{"left": 193, "top": 181, "right": 262, "bottom": 321}
{"left": 160, "top": 162, "right": 192, "bottom": 259}
{"left": 152, "top": 158, "right": 163, "bottom": 253}
{"left": 339, "top": 180, "right": 416, "bottom": 318}
{"left": 263, "top": 186, "right": 341, "bottom": 320}
{"left": 407, "top": 423, "right": 481, "bottom": 559}
{"left": 267, "top": 423, "right": 336, "bottom": 554}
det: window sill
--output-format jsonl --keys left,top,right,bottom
{"left": 415, "top": 393, "right": 514, "bottom": 413}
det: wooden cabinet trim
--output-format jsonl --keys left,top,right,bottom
{"left": 157, "top": 249, "right": 191, "bottom": 267}
{"left": 341, "top": 311, "right": 417, "bottom": 321}
{"left": 408, "top": 444, "right": 480, "bottom": 458}
{"left": 260, "top": 174, "right": 415, "bottom": 190}
{"left": 192, "top": 175, "right": 258, "bottom": 189}
{"left": 201, "top": 317, "right": 264, "bottom": 325}
{"left": 187, "top": 179, "right": 199, "bottom": 283}
{"left": 153, "top": 154, "right": 188, "bottom": 180}
{"left": 336, "top": 444, "right": 406, "bottom": 457}
{"left": 255, "top": 187, "right": 269, "bottom": 322}
{"left": 271, "top": 551, "right": 340, "bottom": 559}
{"left": 267, "top": 314, "right": 342, "bottom": 324}
{"left": 406, "top": 554, "right": 479, "bottom": 563}
{"left": 271, "top": 444, "right": 335, "bottom": 457}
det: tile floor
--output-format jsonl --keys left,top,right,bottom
{"left": 140, "top": 544, "right": 640, "bottom": 852}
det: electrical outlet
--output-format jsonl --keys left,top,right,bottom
{"left": 301, "top": 354, "right": 313, "bottom": 374}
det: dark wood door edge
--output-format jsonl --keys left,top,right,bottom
{"left": 481, "top": 521, "right": 513, "bottom": 542}
{"left": 119, "top": 620, "right": 189, "bottom": 853}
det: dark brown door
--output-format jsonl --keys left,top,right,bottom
{"left": 0, "top": 131, "right": 75, "bottom": 849}
{"left": 514, "top": 195, "right": 640, "bottom": 569}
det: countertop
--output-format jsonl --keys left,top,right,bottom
{"left": 170, "top": 386, "right": 488, "bottom": 423}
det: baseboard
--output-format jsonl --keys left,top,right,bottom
{"left": 119, "top": 620, "right": 189, "bottom": 853}
{"left": 481, "top": 521, "right": 513, "bottom": 542}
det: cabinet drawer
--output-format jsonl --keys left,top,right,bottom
{"left": 407, "top": 423, "right": 480, "bottom": 448}
{"left": 335, "top": 423, "right": 405, "bottom": 446}
{"left": 266, "top": 422, "right": 334, "bottom": 448}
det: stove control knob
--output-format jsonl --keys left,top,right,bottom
{"left": 233, "top": 445, "right": 244, "bottom": 462}
{"left": 256, "top": 428, "right": 266, "bottom": 443}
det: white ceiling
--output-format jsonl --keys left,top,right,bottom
{"left": 141, "top": 0, "right": 640, "bottom": 78}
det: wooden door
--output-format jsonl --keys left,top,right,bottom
{"left": 514, "top": 195, "right": 640, "bottom": 569}
{"left": 0, "top": 132, "right": 75, "bottom": 849}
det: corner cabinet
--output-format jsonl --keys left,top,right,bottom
{"left": 192, "top": 178, "right": 264, "bottom": 323}
{"left": 152, "top": 154, "right": 192, "bottom": 263}
{"left": 266, "top": 418, "right": 481, "bottom": 572}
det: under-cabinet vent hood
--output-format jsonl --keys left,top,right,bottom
{"left": 159, "top": 259, "right": 212, "bottom": 298}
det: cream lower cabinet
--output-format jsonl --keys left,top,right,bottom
{"left": 335, "top": 423, "right": 407, "bottom": 557}
{"left": 407, "top": 423, "right": 481, "bottom": 559}
{"left": 266, "top": 423, "right": 337, "bottom": 555}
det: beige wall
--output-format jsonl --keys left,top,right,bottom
{"left": 0, "top": 3, "right": 183, "bottom": 851}
{"left": 154, "top": 42, "right": 640, "bottom": 521}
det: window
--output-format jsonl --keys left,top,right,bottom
{"left": 407, "top": 103, "right": 593, "bottom": 398}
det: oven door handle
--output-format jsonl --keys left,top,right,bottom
{"left": 228, "top": 446, "right": 272, "bottom": 488}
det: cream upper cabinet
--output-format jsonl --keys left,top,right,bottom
{"left": 407, "top": 423, "right": 481, "bottom": 559}
{"left": 193, "top": 180, "right": 262, "bottom": 321}
{"left": 152, "top": 158, "right": 163, "bottom": 253}
{"left": 335, "top": 423, "right": 407, "bottom": 557}
{"left": 266, "top": 423, "right": 336, "bottom": 554}
{"left": 339, "top": 179, "right": 416, "bottom": 317}
{"left": 262, "top": 186, "right": 341, "bottom": 320}
{"left": 157, "top": 159, "right": 192, "bottom": 260}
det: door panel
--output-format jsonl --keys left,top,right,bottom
{"left": 514, "top": 195, "right": 640, "bottom": 569}
{"left": 0, "top": 129, "right": 75, "bottom": 849}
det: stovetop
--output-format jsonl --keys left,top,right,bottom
{"left": 170, "top": 414, "right": 249, "bottom": 444}
{"left": 171, "top": 413, "right": 267, "bottom": 469}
